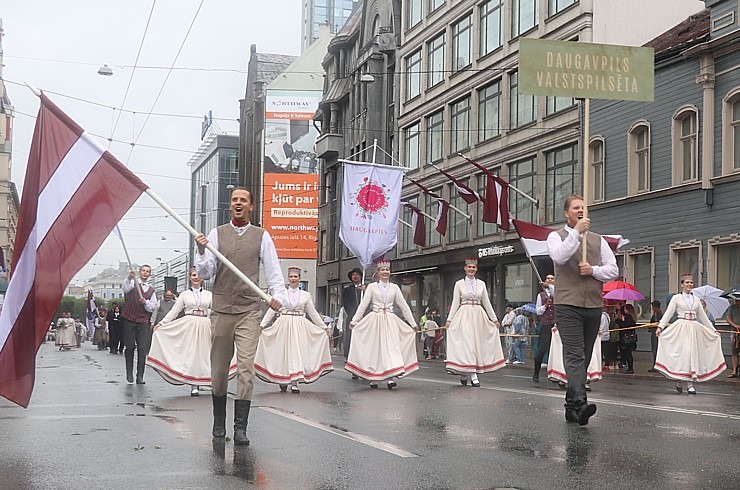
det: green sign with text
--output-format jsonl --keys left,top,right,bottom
{"left": 519, "top": 38, "right": 654, "bottom": 102}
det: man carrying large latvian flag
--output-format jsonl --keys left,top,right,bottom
{"left": 0, "top": 94, "right": 148, "bottom": 407}
{"left": 339, "top": 162, "right": 405, "bottom": 268}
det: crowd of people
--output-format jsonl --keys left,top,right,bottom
{"left": 47, "top": 191, "right": 739, "bottom": 442}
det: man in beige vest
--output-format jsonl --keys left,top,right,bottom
{"left": 546, "top": 195, "right": 617, "bottom": 426}
{"left": 195, "top": 188, "right": 284, "bottom": 445}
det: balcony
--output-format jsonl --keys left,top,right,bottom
{"left": 315, "top": 133, "right": 344, "bottom": 160}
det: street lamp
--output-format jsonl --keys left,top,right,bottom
{"left": 97, "top": 64, "right": 114, "bottom": 76}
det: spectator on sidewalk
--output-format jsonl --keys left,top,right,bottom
{"left": 512, "top": 309, "right": 529, "bottom": 365}
{"left": 501, "top": 305, "right": 516, "bottom": 364}
{"left": 616, "top": 304, "right": 637, "bottom": 374}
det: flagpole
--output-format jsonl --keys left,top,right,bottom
{"left": 338, "top": 159, "right": 412, "bottom": 171}
{"left": 457, "top": 153, "right": 538, "bottom": 206}
{"left": 24, "top": 81, "right": 42, "bottom": 97}
{"left": 144, "top": 189, "right": 272, "bottom": 303}
{"left": 581, "top": 98, "right": 590, "bottom": 263}
{"left": 427, "top": 164, "right": 472, "bottom": 219}
{"left": 114, "top": 229, "right": 144, "bottom": 300}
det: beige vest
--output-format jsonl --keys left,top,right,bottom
{"left": 554, "top": 228, "right": 604, "bottom": 309}
{"left": 212, "top": 224, "right": 265, "bottom": 314}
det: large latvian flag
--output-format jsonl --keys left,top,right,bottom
{"left": 513, "top": 219, "right": 630, "bottom": 282}
{"left": 339, "top": 162, "right": 404, "bottom": 268}
{"left": 0, "top": 94, "right": 148, "bottom": 407}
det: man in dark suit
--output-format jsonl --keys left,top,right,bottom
{"left": 342, "top": 267, "right": 365, "bottom": 377}
{"left": 647, "top": 300, "right": 662, "bottom": 372}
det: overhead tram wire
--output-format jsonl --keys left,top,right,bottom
{"left": 108, "top": 0, "right": 158, "bottom": 149}
{"left": 127, "top": 0, "right": 205, "bottom": 164}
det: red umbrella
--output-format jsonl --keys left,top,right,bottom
{"left": 602, "top": 280, "right": 638, "bottom": 293}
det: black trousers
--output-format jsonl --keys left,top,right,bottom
{"left": 533, "top": 323, "right": 554, "bottom": 375}
{"left": 621, "top": 344, "right": 634, "bottom": 371}
{"left": 342, "top": 321, "right": 352, "bottom": 360}
{"left": 555, "top": 305, "right": 601, "bottom": 409}
{"left": 123, "top": 319, "right": 152, "bottom": 379}
{"left": 650, "top": 330, "right": 659, "bottom": 366}
{"left": 109, "top": 324, "right": 124, "bottom": 353}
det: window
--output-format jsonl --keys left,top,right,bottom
{"left": 545, "top": 144, "right": 580, "bottom": 223}
{"left": 477, "top": 174, "right": 498, "bottom": 237}
{"left": 320, "top": 229, "right": 328, "bottom": 263}
{"left": 626, "top": 250, "right": 654, "bottom": 322}
{"left": 672, "top": 107, "right": 699, "bottom": 185}
{"left": 478, "top": 81, "right": 502, "bottom": 142}
{"left": 428, "top": 32, "right": 446, "bottom": 87}
{"left": 628, "top": 122, "right": 650, "bottom": 195}
{"left": 590, "top": 138, "right": 605, "bottom": 203}
{"left": 429, "top": 0, "right": 445, "bottom": 12}
{"left": 512, "top": 0, "right": 539, "bottom": 37}
{"left": 548, "top": 0, "right": 575, "bottom": 15}
{"left": 450, "top": 97, "right": 471, "bottom": 153}
{"left": 546, "top": 95, "right": 575, "bottom": 115}
{"left": 721, "top": 89, "right": 740, "bottom": 175}
{"left": 424, "top": 189, "right": 443, "bottom": 246}
{"left": 408, "top": 0, "right": 422, "bottom": 29}
{"left": 401, "top": 196, "right": 419, "bottom": 252}
{"left": 452, "top": 14, "right": 473, "bottom": 72}
{"left": 480, "top": 0, "right": 503, "bottom": 57}
{"left": 510, "top": 71, "right": 536, "bottom": 128}
{"left": 670, "top": 243, "right": 701, "bottom": 291}
{"left": 709, "top": 238, "right": 740, "bottom": 302}
{"left": 509, "top": 158, "right": 536, "bottom": 223}
{"left": 427, "top": 111, "right": 444, "bottom": 162}
{"left": 405, "top": 50, "right": 422, "bottom": 100}
{"left": 448, "top": 182, "right": 470, "bottom": 242}
{"left": 404, "top": 123, "right": 421, "bottom": 169}
{"left": 504, "top": 262, "right": 533, "bottom": 304}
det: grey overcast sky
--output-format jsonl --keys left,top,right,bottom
{"left": 2, "top": 0, "right": 302, "bottom": 282}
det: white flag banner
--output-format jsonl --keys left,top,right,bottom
{"left": 339, "top": 162, "right": 404, "bottom": 268}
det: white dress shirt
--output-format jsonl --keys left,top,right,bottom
{"left": 546, "top": 225, "right": 619, "bottom": 283}
{"left": 121, "top": 279, "right": 158, "bottom": 313}
{"left": 194, "top": 222, "right": 286, "bottom": 305}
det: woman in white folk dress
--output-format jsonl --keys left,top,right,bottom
{"left": 444, "top": 258, "right": 505, "bottom": 387}
{"left": 254, "top": 267, "right": 333, "bottom": 394}
{"left": 655, "top": 273, "right": 726, "bottom": 394}
{"left": 147, "top": 270, "right": 236, "bottom": 396}
{"left": 547, "top": 326, "right": 603, "bottom": 391}
{"left": 346, "top": 260, "right": 418, "bottom": 389}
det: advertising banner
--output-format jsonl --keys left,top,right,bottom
{"left": 519, "top": 38, "right": 654, "bottom": 102}
{"left": 264, "top": 89, "right": 322, "bottom": 174}
{"left": 262, "top": 173, "right": 319, "bottom": 259}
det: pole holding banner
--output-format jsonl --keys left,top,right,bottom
{"left": 581, "top": 98, "right": 590, "bottom": 264}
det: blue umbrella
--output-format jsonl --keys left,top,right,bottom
{"left": 520, "top": 303, "right": 538, "bottom": 314}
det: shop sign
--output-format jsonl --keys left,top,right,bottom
{"left": 477, "top": 244, "right": 515, "bottom": 259}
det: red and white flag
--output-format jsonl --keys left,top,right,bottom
{"left": 402, "top": 201, "right": 426, "bottom": 247}
{"left": 0, "top": 94, "right": 148, "bottom": 407}
{"left": 408, "top": 178, "right": 449, "bottom": 237}
{"left": 482, "top": 174, "right": 510, "bottom": 230}
{"left": 512, "top": 219, "right": 630, "bottom": 281}
{"left": 436, "top": 167, "right": 481, "bottom": 205}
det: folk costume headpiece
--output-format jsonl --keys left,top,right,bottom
{"left": 375, "top": 259, "right": 391, "bottom": 270}
{"left": 680, "top": 273, "right": 694, "bottom": 283}
{"left": 288, "top": 267, "right": 302, "bottom": 276}
{"left": 464, "top": 258, "right": 478, "bottom": 266}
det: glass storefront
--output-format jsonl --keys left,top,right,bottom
{"left": 503, "top": 262, "right": 533, "bottom": 306}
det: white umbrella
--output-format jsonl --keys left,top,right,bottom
{"left": 692, "top": 285, "right": 731, "bottom": 319}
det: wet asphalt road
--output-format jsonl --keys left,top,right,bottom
{"left": 2, "top": 342, "right": 740, "bottom": 490}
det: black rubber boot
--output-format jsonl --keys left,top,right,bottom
{"left": 233, "top": 400, "right": 251, "bottom": 446}
{"left": 212, "top": 394, "right": 227, "bottom": 438}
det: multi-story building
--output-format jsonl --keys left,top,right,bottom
{"left": 314, "top": 0, "right": 705, "bottom": 318}
{"left": 0, "top": 19, "right": 20, "bottom": 292}
{"left": 314, "top": 0, "right": 401, "bottom": 316}
{"left": 301, "top": 0, "right": 360, "bottom": 52}
{"left": 588, "top": 0, "right": 740, "bottom": 332}
{"left": 84, "top": 262, "right": 135, "bottom": 302}
{"left": 188, "top": 133, "right": 239, "bottom": 270}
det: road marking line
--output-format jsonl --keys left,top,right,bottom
{"left": 411, "top": 377, "right": 740, "bottom": 421}
{"left": 259, "top": 406, "right": 418, "bottom": 458}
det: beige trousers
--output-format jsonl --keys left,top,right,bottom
{"left": 210, "top": 309, "right": 261, "bottom": 400}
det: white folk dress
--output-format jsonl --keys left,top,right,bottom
{"left": 345, "top": 281, "right": 419, "bottom": 381}
{"left": 547, "top": 328, "right": 603, "bottom": 383}
{"left": 55, "top": 318, "right": 77, "bottom": 348}
{"left": 254, "top": 288, "right": 333, "bottom": 385}
{"left": 146, "top": 288, "right": 237, "bottom": 386}
{"left": 445, "top": 278, "right": 505, "bottom": 375}
{"left": 655, "top": 292, "right": 726, "bottom": 382}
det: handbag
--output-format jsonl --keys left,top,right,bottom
{"left": 621, "top": 329, "right": 637, "bottom": 346}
